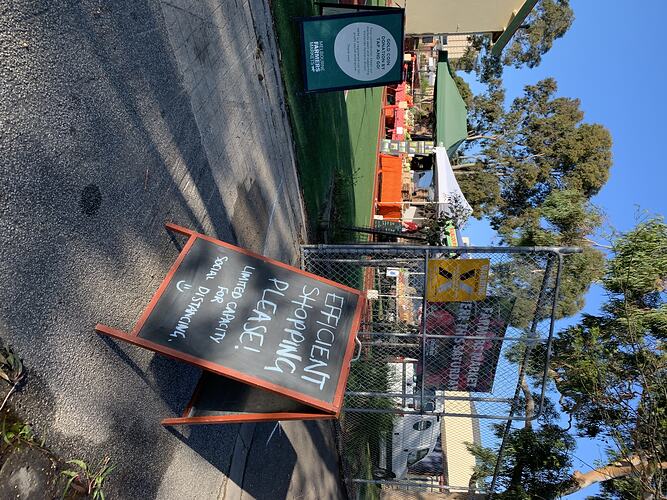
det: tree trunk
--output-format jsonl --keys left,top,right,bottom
{"left": 564, "top": 456, "right": 667, "bottom": 496}
{"left": 520, "top": 375, "right": 534, "bottom": 430}
{"left": 450, "top": 163, "right": 480, "bottom": 171}
{"left": 380, "top": 492, "right": 486, "bottom": 500}
{"left": 504, "top": 374, "right": 534, "bottom": 492}
{"left": 465, "top": 135, "right": 497, "bottom": 141}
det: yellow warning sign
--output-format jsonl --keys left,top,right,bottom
{"left": 426, "top": 259, "right": 490, "bottom": 302}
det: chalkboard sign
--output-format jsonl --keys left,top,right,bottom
{"left": 374, "top": 220, "right": 403, "bottom": 234}
{"left": 160, "top": 372, "right": 337, "bottom": 426}
{"left": 96, "top": 224, "right": 364, "bottom": 415}
{"left": 189, "top": 373, "right": 319, "bottom": 416}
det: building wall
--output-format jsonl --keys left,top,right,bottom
{"left": 405, "top": 0, "right": 526, "bottom": 35}
{"left": 441, "top": 394, "right": 479, "bottom": 488}
{"left": 442, "top": 34, "right": 473, "bottom": 60}
{"left": 412, "top": 34, "right": 471, "bottom": 62}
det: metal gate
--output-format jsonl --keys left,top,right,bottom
{"left": 302, "top": 244, "right": 574, "bottom": 498}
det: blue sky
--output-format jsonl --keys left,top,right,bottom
{"left": 460, "top": 1, "right": 667, "bottom": 497}
{"left": 466, "top": 0, "right": 667, "bottom": 240}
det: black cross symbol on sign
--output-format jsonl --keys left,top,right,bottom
{"left": 437, "top": 266, "right": 477, "bottom": 295}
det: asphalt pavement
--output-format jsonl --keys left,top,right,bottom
{"left": 0, "top": 0, "right": 344, "bottom": 498}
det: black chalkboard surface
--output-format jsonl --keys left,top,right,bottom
{"left": 189, "top": 372, "right": 321, "bottom": 417}
{"left": 97, "top": 225, "right": 363, "bottom": 415}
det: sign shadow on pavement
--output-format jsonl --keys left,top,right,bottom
{"left": 240, "top": 420, "right": 345, "bottom": 499}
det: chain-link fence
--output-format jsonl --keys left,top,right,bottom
{"left": 302, "top": 244, "right": 573, "bottom": 499}
{"left": 333, "top": 225, "right": 429, "bottom": 245}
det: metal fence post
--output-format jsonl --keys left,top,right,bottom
{"left": 301, "top": 244, "right": 577, "bottom": 496}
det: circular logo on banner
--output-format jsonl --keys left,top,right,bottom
{"left": 334, "top": 22, "right": 398, "bottom": 82}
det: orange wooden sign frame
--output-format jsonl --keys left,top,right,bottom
{"left": 96, "top": 223, "right": 364, "bottom": 424}
{"left": 160, "top": 375, "right": 337, "bottom": 426}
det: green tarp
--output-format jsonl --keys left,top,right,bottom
{"left": 434, "top": 61, "right": 468, "bottom": 157}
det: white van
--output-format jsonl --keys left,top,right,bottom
{"left": 375, "top": 359, "right": 441, "bottom": 479}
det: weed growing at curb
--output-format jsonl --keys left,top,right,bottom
{"left": 61, "top": 456, "right": 115, "bottom": 500}
{"left": 0, "top": 341, "right": 25, "bottom": 412}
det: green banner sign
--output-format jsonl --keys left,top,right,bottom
{"left": 299, "top": 10, "right": 405, "bottom": 92}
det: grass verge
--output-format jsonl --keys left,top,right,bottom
{"left": 341, "top": 357, "right": 395, "bottom": 495}
{"left": 270, "top": 2, "right": 381, "bottom": 238}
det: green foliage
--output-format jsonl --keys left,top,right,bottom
{"left": 485, "top": 246, "right": 603, "bottom": 331}
{"left": 451, "top": 38, "right": 479, "bottom": 73}
{"left": 592, "top": 470, "right": 655, "bottom": 500}
{"left": 459, "top": 78, "right": 612, "bottom": 234}
{"left": 551, "top": 217, "right": 667, "bottom": 498}
{"left": 555, "top": 248, "right": 606, "bottom": 319}
{"left": 452, "top": 34, "right": 501, "bottom": 82}
{"left": 359, "top": 443, "right": 382, "bottom": 500}
{"left": 345, "top": 357, "right": 394, "bottom": 412}
{"left": 451, "top": 74, "right": 473, "bottom": 108}
{"left": 472, "top": 218, "right": 667, "bottom": 498}
{"left": 0, "top": 341, "right": 24, "bottom": 386}
{"left": 419, "top": 75, "right": 429, "bottom": 95}
{"left": 455, "top": 167, "right": 502, "bottom": 218}
{"left": 420, "top": 216, "right": 454, "bottom": 246}
{"left": 456, "top": 1, "right": 573, "bottom": 78}
{"left": 466, "top": 440, "right": 497, "bottom": 488}
{"left": 604, "top": 218, "right": 667, "bottom": 299}
{"left": 491, "top": 79, "right": 611, "bottom": 234}
{"left": 502, "top": 0, "right": 574, "bottom": 69}
{"left": 468, "top": 401, "right": 575, "bottom": 499}
{"left": 467, "top": 75, "right": 505, "bottom": 137}
{"left": 61, "top": 456, "right": 115, "bottom": 500}
{"left": 496, "top": 425, "right": 574, "bottom": 499}
{"left": 456, "top": 79, "right": 611, "bottom": 322}
{"left": 330, "top": 165, "right": 362, "bottom": 242}
{"left": 419, "top": 196, "right": 471, "bottom": 246}
{"left": 1, "top": 416, "right": 42, "bottom": 448}
{"left": 487, "top": 254, "right": 556, "bottom": 329}
{"left": 342, "top": 357, "right": 395, "bottom": 486}
{"left": 540, "top": 190, "right": 604, "bottom": 240}
{"left": 505, "top": 190, "right": 607, "bottom": 320}
{"left": 0, "top": 341, "right": 25, "bottom": 412}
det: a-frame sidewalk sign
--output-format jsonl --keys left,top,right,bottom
{"left": 96, "top": 223, "right": 364, "bottom": 425}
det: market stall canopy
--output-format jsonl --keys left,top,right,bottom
{"left": 434, "top": 146, "right": 473, "bottom": 220}
{"left": 435, "top": 59, "right": 468, "bottom": 157}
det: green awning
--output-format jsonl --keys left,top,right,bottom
{"left": 435, "top": 60, "right": 468, "bottom": 157}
